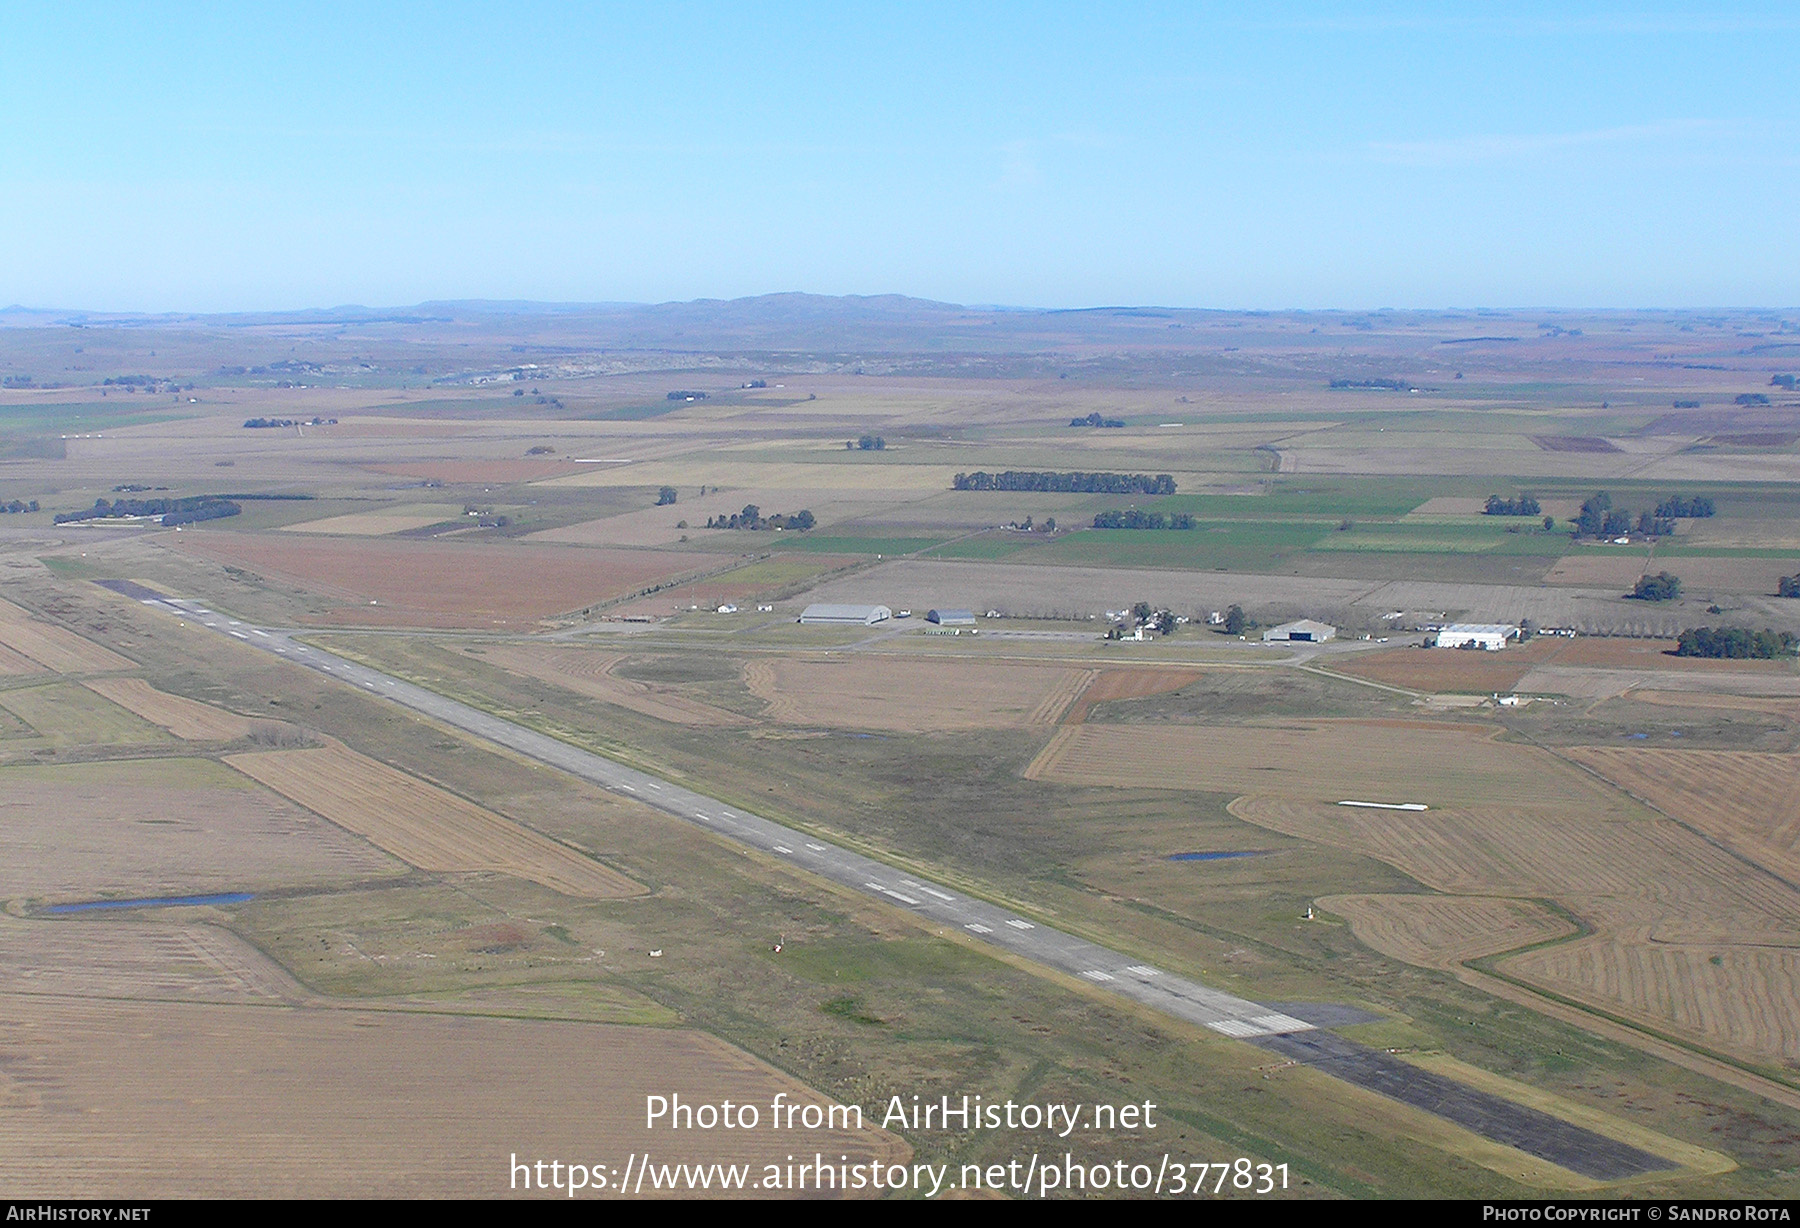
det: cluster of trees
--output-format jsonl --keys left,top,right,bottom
{"left": 54, "top": 496, "right": 242, "bottom": 527}
{"left": 1327, "top": 377, "right": 1409, "bottom": 390}
{"left": 848, "top": 435, "right": 886, "bottom": 450}
{"left": 1092, "top": 509, "right": 1196, "bottom": 530}
{"left": 656, "top": 486, "right": 678, "bottom": 505}
{"left": 1736, "top": 393, "right": 1772, "bottom": 407}
{"left": 1575, "top": 493, "right": 1631, "bottom": 537}
{"left": 953, "top": 471, "right": 1177, "bottom": 495}
{"left": 1773, "top": 374, "right": 1797, "bottom": 391}
{"left": 1483, "top": 494, "right": 1542, "bottom": 516}
{"left": 1106, "top": 601, "right": 1178, "bottom": 638}
{"left": 2, "top": 374, "right": 31, "bottom": 388}
{"left": 1, "top": 499, "right": 39, "bottom": 513}
{"left": 1068, "top": 412, "right": 1125, "bottom": 428}
{"left": 1573, "top": 491, "right": 1716, "bottom": 539}
{"left": 242, "top": 416, "right": 336, "bottom": 428}
{"left": 705, "top": 504, "right": 815, "bottom": 531}
{"left": 1654, "top": 495, "right": 1715, "bottom": 518}
{"left": 1674, "top": 627, "right": 1796, "bottom": 659}
{"left": 1777, "top": 575, "right": 1800, "bottom": 598}
{"left": 1630, "top": 571, "right": 1682, "bottom": 601}
{"left": 1006, "top": 515, "right": 1056, "bottom": 532}
{"left": 666, "top": 390, "right": 707, "bottom": 401}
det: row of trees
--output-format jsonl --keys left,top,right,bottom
{"left": 953, "top": 471, "right": 1177, "bottom": 495}
{"left": 1654, "top": 495, "right": 1715, "bottom": 518}
{"left": 848, "top": 435, "right": 886, "bottom": 450}
{"left": 1674, "top": 627, "right": 1797, "bottom": 659}
{"left": 1484, "top": 494, "right": 1542, "bottom": 516}
{"left": 1092, "top": 509, "right": 1197, "bottom": 530}
{"left": 54, "top": 496, "right": 242, "bottom": 527}
{"left": 1068, "top": 412, "right": 1125, "bottom": 428}
{"left": 242, "top": 416, "right": 336, "bottom": 428}
{"left": 1, "top": 500, "right": 39, "bottom": 514}
{"left": 705, "top": 504, "right": 815, "bottom": 531}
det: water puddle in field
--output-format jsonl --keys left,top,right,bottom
{"left": 45, "top": 892, "right": 256, "bottom": 914}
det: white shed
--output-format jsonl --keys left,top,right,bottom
{"left": 1435, "top": 623, "right": 1520, "bottom": 651}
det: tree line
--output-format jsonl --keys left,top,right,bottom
{"left": 1, "top": 499, "right": 39, "bottom": 514}
{"left": 1573, "top": 491, "right": 1713, "bottom": 539}
{"left": 54, "top": 496, "right": 242, "bottom": 526}
{"left": 706, "top": 504, "right": 815, "bottom": 531}
{"left": 1483, "top": 494, "right": 1541, "bottom": 516}
{"left": 1092, "top": 509, "right": 1196, "bottom": 530}
{"left": 1674, "top": 627, "right": 1796, "bottom": 659}
{"left": 953, "top": 471, "right": 1177, "bottom": 495}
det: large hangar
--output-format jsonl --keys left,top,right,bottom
{"left": 1262, "top": 619, "right": 1336, "bottom": 643}
{"left": 798, "top": 603, "right": 892, "bottom": 626}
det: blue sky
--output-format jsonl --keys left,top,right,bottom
{"left": 2, "top": 3, "right": 1795, "bottom": 311}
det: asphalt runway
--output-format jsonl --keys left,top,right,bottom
{"left": 1253, "top": 1031, "right": 1671, "bottom": 1180}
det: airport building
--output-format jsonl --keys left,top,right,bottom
{"left": 798, "top": 603, "right": 892, "bottom": 625}
{"left": 1434, "top": 623, "right": 1520, "bottom": 651}
{"left": 1261, "top": 619, "right": 1337, "bottom": 643}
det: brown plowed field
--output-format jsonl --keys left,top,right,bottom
{"left": 1060, "top": 668, "right": 1200, "bottom": 724}
{"left": 0, "top": 758, "right": 404, "bottom": 903}
{"left": 169, "top": 532, "right": 704, "bottom": 627}
{"left": 0, "top": 916, "right": 301, "bottom": 1003}
{"left": 0, "top": 997, "right": 907, "bottom": 1198}
{"left": 1543, "top": 554, "right": 1650, "bottom": 588}
{"left": 745, "top": 656, "right": 1093, "bottom": 731}
{"left": 0, "top": 642, "right": 42, "bottom": 675}
{"left": 1229, "top": 788, "right": 1800, "bottom": 1064}
{"left": 1563, "top": 745, "right": 1800, "bottom": 886}
{"left": 1027, "top": 720, "right": 1604, "bottom": 807}
{"left": 477, "top": 645, "right": 746, "bottom": 727}
{"left": 1338, "top": 636, "right": 1796, "bottom": 695}
{"left": 1331, "top": 641, "right": 1565, "bottom": 693}
{"left": 368, "top": 459, "right": 584, "bottom": 483}
{"left": 1320, "top": 894, "right": 1574, "bottom": 970}
{"left": 0, "top": 598, "right": 135, "bottom": 673}
{"left": 224, "top": 743, "right": 643, "bottom": 899}
{"left": 1506, "top": 938, "right": 1800, "bottom": 1066}
{"left": 81, "top": 677, "right": 261, "bottom": 741}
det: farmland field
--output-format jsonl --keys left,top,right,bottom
{"left": 1025, "top": 719, "right": 1605, "bottom": 806}
{"left": 745, "top": 656, "right": 1094, "bottom": 730}
{"left": 224, "top": 742, "right": 644, "bottom": 899}
{"left": 0, "top": 757, "right": 405, "bottom": 903}
{"left": 169, "top": 531, "right": 709, "bottom": 627}
{"left": 0, "top": 682, "right": 172, "bottom": 749}
{"left": 0, "top": 996, "right": 906, "bottom": 1198}
{"left": 81, "top": 676, "right": 262, "bottom": 740}
{"left": 473, "top": 644, "right": 747, "bottom": 726}
{"left": 11, "top": 303, "right": 1800, "bottom": 1196}
{"left": 1321, "top": 894, "right": 1575, "bottom": 971}
{"left": 0, "top": 597, "right": 135, "bottom": 672}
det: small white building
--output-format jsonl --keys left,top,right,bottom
{"left": 1436, "top": 623, "right": 1520, "bottom": 651}
{"left": 1262, "top": 619, "right": 1337, "bottom": 643}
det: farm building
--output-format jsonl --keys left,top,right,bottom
{"left": 798, "top": 603, "right": 892, "bottom": 626}
{"left": 926, "top": 608, "right": 976, "bottom": 626}
{"left": 1435, "top": 623, "right": 1520, "bottom": 651}
{"left": 1261, "top": 619, "right": 1336, "bottom": 643}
